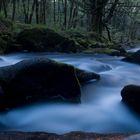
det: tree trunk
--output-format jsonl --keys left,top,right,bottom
{"left": 0, "top": 1, "right": 2, "bottom": 12}
{"left": 71, "top": 5, "right": 78, "bottom": 28}
{"left": 35, "top": 0, "right": 39, "bottom": 24}
{"left": 2, "top": 0, "right": 7, "bottom": 18}
{"left": 42, "top": 0, "right": 46, "bottom": 24}
{"left": 63, "top": 0, "right": 67, "bottom": 29}
{"left": 68, "top": 0, "right": 74, "bottom": 29}
{"left": 22, "top": 0, "right": 28, "bottom": 23}
{"left": 104, "top": 24, "right": 112, "bottom": 41}
{"left": 57, "top": 0, "right": 60, "bottom": 23}
{"left": 12, "top": 0, "right": 16, "bottom": 21}
{"left": 53, "top": 0, "right": 56, "bottom": 23}
{"left": 29, "top": 0, "right": 36, "bottom": 24}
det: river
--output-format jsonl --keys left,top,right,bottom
{"left": 0, "top": 50, "right": 140, "bottom": 134}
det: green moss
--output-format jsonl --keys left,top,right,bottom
{"left": 13, "top": 23, "right": 49, "bottom": 34}
{"left": 8, "top": 27, "right": 78, "bottom": 53}
{"left": 59, "top": 30, "right": 112, "bottom": 51}
{"left": 86, "top": 32, "right": 102, "bottom": 42}
{"left": 74, "top": 38, "right": 89, "bottom": 47}
{"left": 58, "top": 31, "right": 124, "bottom": 55}
{"left": 0, "top": 18, "right": 124, "bottom": 55}
{"left": 83, "top": 48, "right": 120, "bottom": 55}
{"left": 18, "top": 27, "right": 46, "bottom": 45}
{"left": 0, "top": 16, "right": 13, "bottom": 33}
{"left": 103, "top": 48, "right": 120, "bottom": 55}
{"left": 13, "top": 23, "right": 32, "bottom": 33}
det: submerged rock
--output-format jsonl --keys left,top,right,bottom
{"left": 0, "top": 58, "right": 100, "bottom": 110}
{"left": 122, "top": 50, "right": 140, "bottom": 64}
{"left": 121, "top": 85, "right": 140, "bottom": 112}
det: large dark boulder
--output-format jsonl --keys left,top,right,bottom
{"left": 0, "top": 58, "right": 100, "bottom": 110}
{"left": 0, "top": 58, "right": 80, "bottom": 109}
{"left": 7, "top": 28, "right": 77, "bottom": 53}
{"left": 122, "top": 50, "right": 140, "bottom": 64}
{"left": 121, "top": 85, "right": 140, "bottom": 112}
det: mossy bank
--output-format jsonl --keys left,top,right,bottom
{"left": 0, "top": 18, "right": 126, "bottom": 55}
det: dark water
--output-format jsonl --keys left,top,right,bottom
{"left": 0, "top": 51, "right": 140, "bottom": 134}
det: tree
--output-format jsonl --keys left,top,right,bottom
{"left": 63, "top": 0, "right": 67, "bottom": 29}
{"left": 12, "top": 0, "right": 16, "bottom": 21}
{"left": 80, "top": 0, "right": 119, "bottom": 40}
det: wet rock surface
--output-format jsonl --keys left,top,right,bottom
{"left": 0, "top": 58, "right": 100, "bottom": 110}
{"left": 123, "top": 50, "right": 140, "bottom": 64}
{"left": 75, "top": 68, "right": 100, "bottom": 83}
{"left": 121, "top": 85, "right": 140, "bottom": 113}
{"left": 0, "top": 131, "right": 131, "bottom": 140}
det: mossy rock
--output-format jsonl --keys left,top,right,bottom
{"left": 0, "top": 17, "right": 13, "bottom": 33}
{"left": 0, "top": 58, "right": 81, "bottom": 109}
{"left": 74, "top": 38, "right": 89, "bottom": 48}
{"left": 103, "top": 48, "right": 120, "bottom": 56}
{"left": 61, "top": 30, "right": 85, "bottom": 38}
{"left": 0, "top": 58, "right": 100, "bottom": 110}
{"left": 83, "top": 48, "right": 120, "bottom": 55}
{"left": 86, "top": 32, "right": 108, "bottom": 43}
{"left": 0, "top": 37, "right": 8, "bottom": 53}
{"left": 13, "top": 23, "right": 32, "bottom": 33}
{"left": 8, "top": 27, "right": 77, "bottom": 53}
{"left": 60, "top": 31, "right": 104, "bottom": 48}
{"left": 123, "top": 50, "right": 140, "bottom": 64}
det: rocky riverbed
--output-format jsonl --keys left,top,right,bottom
{"left": 0, "top": 131, "right": 134, "bottom": 140}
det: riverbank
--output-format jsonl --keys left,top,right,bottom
{"left": 0, "top": 17, "right": 129, "bottom": 56}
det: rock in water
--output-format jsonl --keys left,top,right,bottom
{"left": 122, "top": 50, "right": 140, "bottom": 64}
{"left": 0, "top": 58, "right": 81, "bottom": 109}
{"left": 121, "top": 85, "right": 140, "bottom": 112}
{"left": 75, "top": 68, "right": 100, "bottom": 83}
{"left": 0, "top": 58, "right": 100, "bottom": 109}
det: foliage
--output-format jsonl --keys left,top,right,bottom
{"left": 0, "top": 0, "right": 139, "bottom": 54}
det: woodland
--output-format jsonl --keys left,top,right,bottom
{"left": 0, "top": 0, "right": 139, "bottom": 43}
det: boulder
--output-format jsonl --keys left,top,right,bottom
{"left": 0, "top": 17, "right": 13, "bottom": 33}
{"left": 0, "top": 58, "right": 100, "bottom": 109}
{"left": 0, "top": 37, "right": 7, "bottom": 53}
{"left": 122, "top": 50, "right": 140, "bottom": 64}
{"left": 7, "top": 28, "right": 77, "bottom": 53}
{"left": 121, "top": 85, "right": 140, "bottom": 112}
{"left": 0, "top": 58, "right": 80, "bottom": 108}
{"left": 75, "top": 68, "right": 100, "bottom": 83}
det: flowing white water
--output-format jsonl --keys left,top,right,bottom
{"left": 0, "top": 52, "right": 140, "bottom": 134}
{"left": 126, "top": 44, "right": 140, "bottom": 53}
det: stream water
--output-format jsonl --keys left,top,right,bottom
{"left": 0, "top": 49, "right": 140, "bottom": 134}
